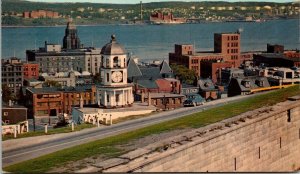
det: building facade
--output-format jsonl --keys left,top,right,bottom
{"left": 1, "top": 58, "right": 24, "bottom": 96}
{"left": 23, "top": 63, "right": 39, "bottom": 79}
{"left": 26, "top": 20, "right": 102, "bottom": 75}
{"left": 214, "top": 32, "right": 241, "bottom": 67}
{"left": 169, "top": 32, "right": 244, "bottom": 83}
{"left": 96, "top": 35, "right": 134, "bottom": 108}
{"left": 25, "top": 85, "right": 96, "bottom": 120}
{"left": 63, "top": 19, "right": 81, "bottom": 49}
{"left": 23, "top": 10, "right": 59, "bottom": 19}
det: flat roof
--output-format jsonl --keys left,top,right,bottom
{"left": 27, "top": 85, "right": 94, "bottom": 94}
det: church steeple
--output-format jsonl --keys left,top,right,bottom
{"left": 63, "top": 18, "right": 81, "bottom": 49}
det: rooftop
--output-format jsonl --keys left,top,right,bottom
{"left": 145, "top": 92, "right": 185, "bottom": 98}
{"left": 27, "top": 85, "right": 94, "bottom": 94}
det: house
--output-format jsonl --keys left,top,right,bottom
{"left": 128, "top": 58, "right": 180, "bottom": 95}
{"left": 143, "top": 93, "right": 185, "bottom": 110}
{"left": 198, "top": 78, "right": 219, "bottom": 100}
{"left": 180, "top": 83, "right": 199, "bottom": 95}
{"left": 2, "top": 102, "right": 29, "bottom": 135}
{"left": 25, "top": 85, "right": 96, "bottom": 125}
{"left": 266, "top": 68, "right": 300, "bottom": 86}
{"left": 228, "top": 76, "right": 270, "bottom": 97}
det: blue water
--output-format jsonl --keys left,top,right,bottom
{"left": 2, "top": 19, "right": 299, "bottom": 61}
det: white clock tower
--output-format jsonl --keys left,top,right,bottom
{"left": 96, "top": 35, "right": 134, "bottom": 108}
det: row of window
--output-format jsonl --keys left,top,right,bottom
{"left": 2, "top": 72, "right": 22, "bottom": 76}
{"left": 227, "top": 49, "right": 239, "bottom": 54}
{"left": 24, "top": 72, "right": 37, "bottom": 75}
{"left": 191, "top": 59, "right": 199, "bottom": 64}
{"left": 41, "top": 62, "right": 83, "bottom": 66}
{"left": 227, "top": 42, "right": 239, "bottom": 47}
{"left": 37, "top": 57, "right": 83, "bottom": 61}
{"left": 2, "top": 67, "right": 22, "bottom": 71}
{"left": 101, "top": 56, "right": 127, "bottom": 68}
{"left": 23, "top": 68, "right": 37, "bottom": 71}
{"left": 231, "top": 55, "right": 239, "bottom": 60}
{"left": 228, "top": 35, "right": 239, "bottom": 41}
{"left": 2, "top": 78, "right": 22, "bottom": 82}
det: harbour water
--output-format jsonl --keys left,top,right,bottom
{"left": 2, "top": 19, "right": 298, "bottom": 61}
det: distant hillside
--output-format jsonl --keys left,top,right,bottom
{"left": 2, "top": 0, "right": 296, "bottom": 26}
{"left": 2, "top": 0, "right": 292, "bottom": 13}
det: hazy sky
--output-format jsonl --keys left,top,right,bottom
{"left": 27, "top": 0, "right": 294, "bottom": 4}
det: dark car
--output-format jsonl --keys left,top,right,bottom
{"left": 183, "top": 94, "right": 205, "bottom": 107}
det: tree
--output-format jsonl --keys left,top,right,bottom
{"left": 2, "top": 84, "right": 14, "bottom": 103}
{"left": 170, "top": 64, "right": 197, "bottom": 85}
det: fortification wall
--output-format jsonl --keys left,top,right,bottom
{"left": 82, "top": 96, "right": 300, "bottom": 172}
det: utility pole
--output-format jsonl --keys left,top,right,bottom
{"left": 140, "top": 1, "right": 143, "bottom": 23}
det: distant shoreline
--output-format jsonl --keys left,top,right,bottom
{"left": 1, "top": 18, "right": 297, "bottom": 28}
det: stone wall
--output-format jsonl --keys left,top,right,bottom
{"left": 81, "top": 96, "right": 300, "bottom": 172}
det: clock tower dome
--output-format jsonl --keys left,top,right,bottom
{"left": 96, "top": 35, "right": 134, "bottom": 108}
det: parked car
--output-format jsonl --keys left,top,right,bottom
{"left": 183, "top": 94, "right": 205, "bottom": 107}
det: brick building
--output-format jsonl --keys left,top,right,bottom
{"left": 169, "top": 32, "right": 246, "bottom": 84}
{"left": 2, "top": 104, "right": 27, "bottom": 125}
{"left": 200, "top": 61, "right": 232, "bottom": 83}
{"left": 23, "top": 63, "right": 39, "bottom": 79}
{"left": 214, "top": 32, "right": 241, "bottom": 67}
{"left": 267, "top": 44, "right": 284, "bottom": 53}
{"left": 253, "top": 53, "right": 300, "bottom": 68}
{"left": 25, "top": 85, "right": 96, "bottom": 120}
{"left": 23, "top": 10, "right": 59, "bottom": 19}
{"left": 144, "top": 93, "right": 185, "bottom": 110}
{"left": 1, "top": 58, "right": 24, "bottom": 96}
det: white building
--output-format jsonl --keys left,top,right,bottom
{"left": 96, "top": 35, "right": 134, "bottom": 108}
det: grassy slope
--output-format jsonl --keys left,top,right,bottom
{"left": 4, "top": 85, "right": 300, "bottom": 173}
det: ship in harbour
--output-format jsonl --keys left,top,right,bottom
{"left": 150, "top": 11, "right": 187, "bottom": 24}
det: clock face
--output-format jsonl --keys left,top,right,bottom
{"left": 111, "top": 71, "right": 123, "bottom": 83}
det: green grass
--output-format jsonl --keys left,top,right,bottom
{"left": 4, "top": 85, "right": 300, "bottom": 173}
{"left": 2, "top": 123, "right": 95, "bottom": 141}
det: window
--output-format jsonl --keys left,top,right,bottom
{"left": 106, "top": 58, "right": 110, "bottom": 67}
{"left": 3, "top": 112, "right": 8, "bottom": 116}
{"left": 113, "top": 57, "right": 118, "bottom": 67}
{"left": 258, "top": 147, "right": 261, "bottom": 159}
{"left": 101, "top": 56, "right": 104, "bottom": 67}
{"left": 107, "top": 94, "right": 110, "bottom": 103}
{"left": 107, "top": 73, "right": 109, "bottom": 82}
{"left": 116, "top": 94, "right": 120, "bottom": 102}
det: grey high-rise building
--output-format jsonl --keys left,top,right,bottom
{"left": 63, "top": 18, "right": 81, "bottom": 49}
{"left": 26, "top": 20, "right": 102, "bottom": 75}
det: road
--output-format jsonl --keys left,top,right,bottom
{"left": 2, "top": 93, "right": 265, "bottom": 167}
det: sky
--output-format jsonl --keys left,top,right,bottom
{"left": 27, "top": 0, "right": 294, "bottom": 4}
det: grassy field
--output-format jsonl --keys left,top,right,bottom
{"left": 2, "top": 123, "right": 94, "bottom": 141}
{"left": 4, "top": 85, "right": 300, "bottom": 173}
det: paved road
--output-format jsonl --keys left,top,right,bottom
{"left": 2, "top": 93, "right": 265, "bottom": 167}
